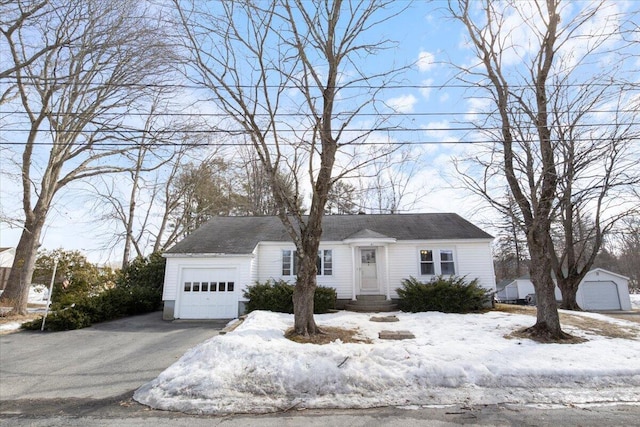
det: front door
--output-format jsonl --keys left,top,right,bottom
{"left": 359, "top": 248, "right": 379, "bottom": 293}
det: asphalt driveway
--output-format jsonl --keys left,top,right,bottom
{"left": 0, "top": 312, "right": 227, "bottom": 401}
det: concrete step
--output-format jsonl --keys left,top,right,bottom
{"left": 344, "top": 304, "right": 398, "bottom": 313}
{"left": 345, "top": 294, "right": 398, "bottom": 312}
{"left": 356, "top": 294, "right": 387, "bottom": 302}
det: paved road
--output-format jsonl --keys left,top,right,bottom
{"left": 0, "top": 312, "right": 225, "bottom": 400}
{"left": 2, "top": 312, "right": 639, "bottom": 426}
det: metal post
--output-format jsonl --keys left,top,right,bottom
{"left": 41, "top": 258, "right": 58, "bottom": 331}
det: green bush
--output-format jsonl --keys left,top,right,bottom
{"left": 396, "top": 275, "right": 491, "bottom": 313}
{"left": 22, "top": 255, "right": 165, "bottom": 332}
{"left": 117, "top": 252, "right": 166, "bottom": 291}
{"left": 243, "top": 279, "right": 336, "bottom": 314}
{"left": 22, "top": 306, "right": 92, "bottom": 331}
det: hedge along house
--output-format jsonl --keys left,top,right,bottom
{"left": 161, "top": 213, "right": 496, "bottom": 320}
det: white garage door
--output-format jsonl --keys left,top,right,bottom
{"left": 179, "top": 268, "right": 238, "bottom": 319}
{"left": 581, "top": 281, "right": 621, "bottom": 310}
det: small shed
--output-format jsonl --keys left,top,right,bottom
{"left": 577, "top": 268, "right": 631, "bottom": 311}
{"left": 499, "top": 268, "right": 632, "bottom": 311}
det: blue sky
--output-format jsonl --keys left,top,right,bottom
{"left": 1, "top": 0, "right": 637, "bottom": 264}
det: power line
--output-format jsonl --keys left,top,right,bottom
{"left": 2, "top": 81, "right": 638, "bottom": 90}
{"left": 0, "top": 122, "right": 637, "bottom": 134}
{"left": 1, "top": 137, "right": 635, "bottom": 149}
{"left": 1, "top": 109, "right": 637, "bottom": 118}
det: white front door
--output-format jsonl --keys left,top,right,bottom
{"left": 359, "top": 248, "right": 379, "bottom": 293}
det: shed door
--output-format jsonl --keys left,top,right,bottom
{"left": 581, "top": 281, "right": 620, "bottom": 310}
{"left": 179, "top": 268, "right": 238, "bottom": 319}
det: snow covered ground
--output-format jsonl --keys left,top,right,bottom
{"left": 631, "top": 293, "right": 640, "bottom": 310}
{"left": 134, "top": 309, "right": 640, "bottom": 414}
{"left": 0, "top": 286, "right": 49, "bottom": 333}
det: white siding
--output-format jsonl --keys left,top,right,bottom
{"left": 256, "top": 243, "right": 353, "bottom": 299}
{"left": 163, "top": 255, "right": 253, "bottom": 301}
{"left": 163, "top": 238, "right": 496, "bottom": 306}
{"left": 383, "top": 240, "right": 495, "bottom": 299}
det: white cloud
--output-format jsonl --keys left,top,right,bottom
{"left": 416, "top": 50, "right": 435, "bottom": 72}
{"left": 419, "top": 78, "right": 434, "bottom": 100}
{"left": 387, "top": 94, "right": 418, "bottom": 113}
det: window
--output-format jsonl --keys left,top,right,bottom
{"left": 183, "top": 280, "right": 235, "bottom": 292}
{"left": 420, "top": 249, "right": 455, "bottom": 276}
{"left": 322, "top": 250, "right": 333, "bottom": 275}
{"left": 440, "top": 250, "right": 455, "bottom": 275}
{"left": 420, "top": 250, "right": 434, "bottom": 275}
{"left": 282, "top": 250, "right": 295, "bottom": 276}
{"left": 282, "top": 249, "right": 333, "bottom": 276}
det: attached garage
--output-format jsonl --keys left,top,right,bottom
{"left": 177, "top": 268, "right": 239, "bottom": 319}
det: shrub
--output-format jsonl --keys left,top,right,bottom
{"left": 22, "top": 272, "right": 164, "bottom": 332}
{"left": 243, "top": 279, "right": 336, "bottom": 314}
{"left": 22, "top": 306, "right": 92, "bottom": 331}
{"left": 396, "top": 275, "right": 491, "bottom": 313}
{"left": 117, "top": 252, "right": 166, "bottom": 291}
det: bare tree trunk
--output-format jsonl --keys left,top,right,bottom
{"left": 523, "top": 227, "right": 569, "bottom": 340}
{"left": 173, "top": 0, "right": 407, "bottom": 335}
{"left": 293, "top": 242, "right": 320, "bottom": 335}
{"left": 1, "top": 216, "right": 44, "bottom": 314}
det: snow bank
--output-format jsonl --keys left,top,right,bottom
{"left": 134, "top": 310, "right": 640, "bottom": 414}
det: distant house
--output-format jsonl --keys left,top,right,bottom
{"left": 496, "top": 268, "right": 632, "bottom": 311}
{"left": 161, "top": 214, "right": 496, "bottom": 319}
{"left": 0, "top": 247, "right": 15, "bottom": 291}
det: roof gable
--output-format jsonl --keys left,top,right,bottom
{"left": 166, "top": 213, "right": 493, "bottom": 255}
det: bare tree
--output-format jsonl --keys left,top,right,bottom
{"left": 549, "top": 91, "right": 640, "bottom": 309}
{"left": 326, "top": 180, "right": 359, "bottom": 215}
{"left": 615, "top": 216, "right": 640, "bottom": 291}
{"left": 359, "top": 145, "right": 429, "bottom": 214}
{"left": 0, "top": 1, "right": 70, "bottom": 104}
{"left": 173, "top": 0, "right": 407, "bottom": 335}
{"left": 90, "top": 100, "right": 202, "bottom": 268}
{"left": 0, "top": 0, "right": 174, "bottom": 314}
{"left": 446, "top": 0, "right": 638, "bottom": 340}
{"left": 493, "top": 192, "right": 529, "bottom": 282}
{"left": 237, "top": 148, "right": 303, "bottom": 216}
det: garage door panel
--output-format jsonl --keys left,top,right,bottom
{"left": 180, "top": 268, "right": 238, "bottom": 319}
{"left": 581, "top": 281, "right": 620, "bottom": 310}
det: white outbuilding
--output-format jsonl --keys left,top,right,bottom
{"left": 497, "top": 268, "right": 632, "bottom": 311}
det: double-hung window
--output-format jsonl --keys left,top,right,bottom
{"left": 282, "top": 249, "right": 333, "bottom": 276}
{"left": 440, "top": 250, "right": 455, "bottom": 275}
{"left": 420, "top": 249, "right": 455, "bottom": 276}
{"left": 420, "top": 250, "right": 434, "bottom": 275}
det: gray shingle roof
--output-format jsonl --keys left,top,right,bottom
{"left": 165, "top": 213, "right": 493, "bottom": 255}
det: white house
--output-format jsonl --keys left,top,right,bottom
{"left": 0, "top": 247, "right": 15, "bottom": 291}
{"left": 496, "top": 268, "right": 632, "bottom": 311}
{"left": 161, "top": 213, "right": 496, "bottom": 319}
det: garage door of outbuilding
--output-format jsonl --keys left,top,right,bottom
{"left": 581, "top": 281, "right": 621, "bottom": 310}
{"left": 178, "top": 268, "right": 238, "bottom": 319}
